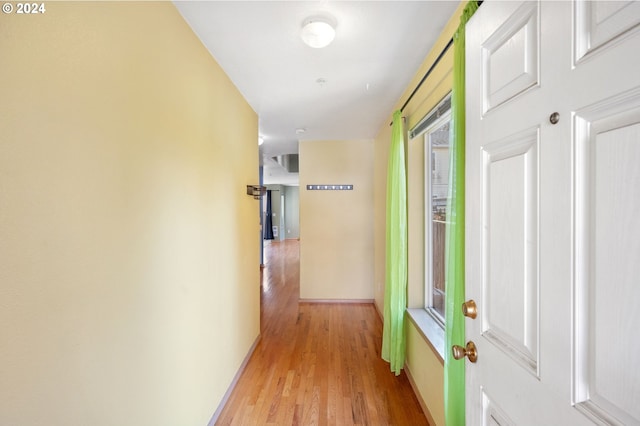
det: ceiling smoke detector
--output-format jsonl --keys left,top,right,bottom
{"left": 301, "top": 17, "right": 336, "bottom": 49}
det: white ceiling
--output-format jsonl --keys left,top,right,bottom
{"left": 174, "top": 1, "right": 459, "bottom": 185}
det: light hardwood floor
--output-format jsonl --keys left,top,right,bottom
{"left": 215, "top": 239, "right": 429, "bottom": 426}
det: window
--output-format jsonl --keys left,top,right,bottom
{"left": 420, "top": 95, "right": 451, "bottom": 325}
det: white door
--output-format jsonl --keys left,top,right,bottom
{"left": 465, "top": 1, "right": 640, "bottom": 424}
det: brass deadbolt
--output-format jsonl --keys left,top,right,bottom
{"left": 462, "top": 299, "right": 477, "bottom": 319}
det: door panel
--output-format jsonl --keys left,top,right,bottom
{"left": 573, "top": 89, "right": 640, "bottom": 424}
{"left": 482, "top": 1, "right": 539, "bottom": 113}
{"left": 483, "top": 128, "right": 539, "bottom": 374}
{"left": 466, "top": 1, "right": 640, "bottom": 425}
{"left": 483, "top": 390, "right": 515, "bottom": 426}
{"left": 575, "top": 1, "right": 640, "bottom": 62}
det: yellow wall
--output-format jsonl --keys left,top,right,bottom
{"left": 373, "top": 2, "right": 466, "bottom": 425}
{"left": 0, "top": 3, "right": 259, "bottom": 425}
{"left": 299, "top": 140, "right": 374, "bottom": 300}
{"left": 405, "top": 321, "right": 445, "bottom": 425}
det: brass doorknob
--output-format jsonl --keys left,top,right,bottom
{"left": 452, "top": 341, "right": 478, "bottom": 363}
{"left": 462, "top": 299, "right": 477, "bottom": 319}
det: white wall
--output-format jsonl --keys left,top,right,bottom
{"left": 284, "top": 186, "right": 300, "bottom": 239}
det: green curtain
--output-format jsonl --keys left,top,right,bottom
{"left": 445, "top": 1, "right": 479, "bottom": 425}
{"left": 382, "top": 110, "right": 407, "bottom": 376}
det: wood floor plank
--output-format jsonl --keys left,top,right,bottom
{"left": 215, "top": 240, "right": 429, "bottom": 425}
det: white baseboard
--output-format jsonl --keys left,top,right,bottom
{"left": 207, "top": 334, "right": 261, "bottom": 426}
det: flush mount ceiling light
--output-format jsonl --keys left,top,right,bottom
{"left": 301, "top": 17, "right": 336, "bottom": 48}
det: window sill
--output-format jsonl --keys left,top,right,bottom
{"left": 406, "top": 308, "right": 445, "bottom": 364}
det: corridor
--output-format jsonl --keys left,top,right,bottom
{"left": 216, "top": 240, "right": 429, "bottom": 425}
